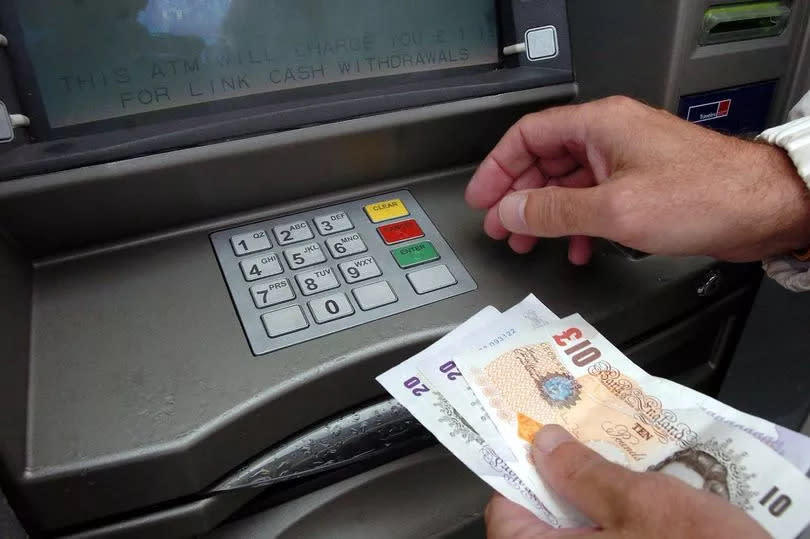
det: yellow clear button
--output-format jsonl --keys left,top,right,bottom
{"left": 363, "top": 198, "right": 409, "bottom": 223}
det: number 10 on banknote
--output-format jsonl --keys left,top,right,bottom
{"left": 453, "top": 314, "right": 810, "bottom": 538}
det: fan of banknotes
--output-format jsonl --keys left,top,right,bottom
{"left": 377, "top": 295, "right": 810, "bottom": 538}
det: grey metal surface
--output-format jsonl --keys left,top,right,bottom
{"left": 0, "top": 234, "right": 31, "bottom": 494}
{"left": 0, "top": 84, "right": 576, "bottom": 258}
{"left": 206, "top": 445, "right": 489, "bottom": 539}
{"left": 13, "top": 171, "right": 760, "bottom": 532}
{"left": 211, "top": 191, "right": 476, "bottom": 355}
{"left": 720, "top": 278, "right": 810, "bottom": 431}
{"left": 210, "top": 399, "right": 427, "bottom": 494}
{"left": 567, "top": 0, "right": 805, "bottom": 121}
{"left": 0, "top": 4, "right": 791, "bottom": 531}
{"left": 0, "top": 101, "right": 13, "bottom": 143}
{"left": 0, "top": 489, "right": 26, "bottom": 539}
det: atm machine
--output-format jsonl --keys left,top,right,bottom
{"left": 0, "top": 1, "right": 806, "bottom": 537}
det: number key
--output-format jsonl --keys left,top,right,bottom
{"left": 230, "top": 230, "right": 271, "bottom": 256}
{"left": 284, "top": 242, "right": 326, "bottom": 270}
{"left": 273, "top": 221, "right": 314, "bottom": 245}
{"left": 314, "top": 210, "right": 354, "bottom": 236}
{"left": 338, "top": 256, "right": 382, "bottom": 284}
{"left": 250, "top": 278, "right": 295, "bottom": 309}
{"left": 240, "top": 253, "right": 283, "bottom": 281}
{"left": 326, "top": 232, "right": 367, "bottom": 259}
{"left": 295, "top": 267, "right": 340, "bottom": 296}
{"left": 308, "top": 293, "right": 354, "bottom": 323}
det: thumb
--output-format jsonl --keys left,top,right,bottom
{"left": 498, "top": 186, "right": 612, "bottom": 238}
{"left": 531, "top": 424, "right": 639, "bottom": 528}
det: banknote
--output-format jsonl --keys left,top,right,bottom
{"left": 454, "top": 314, "right": 810, "bottom": 538}
{"left": 424, "top": 296, "right": 810, "bottom": 475}
{"left": 415, "top": 295, "right": 560, "bottom": 509}
{"left": 376, "top": 307, "right": 558, "bottom": 524}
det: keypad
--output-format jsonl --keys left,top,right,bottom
{"left": 211, "top": 190, "right": 477, "bottom": 355}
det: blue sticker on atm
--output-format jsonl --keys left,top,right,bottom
{"left": 678, "top": 81, "right": 777, "bottom": 135}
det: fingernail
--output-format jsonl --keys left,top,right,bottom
{"left": 498, "top": 192, "right": 528, "bottom": 233}
{"left": 534, "top": 424, "right": 574, "bottom": 454}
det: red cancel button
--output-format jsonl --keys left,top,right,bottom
{"left": 377, "top": 219, "right": 425, "bottom": 245}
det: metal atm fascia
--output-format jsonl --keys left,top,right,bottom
{"left": 0, "top": 2, "right": 770, "bottom": 537}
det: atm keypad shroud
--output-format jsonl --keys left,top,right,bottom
{"left": 211, "top": 191, "right": 476, "bottom": 355}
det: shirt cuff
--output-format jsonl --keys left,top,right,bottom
{"left": 759, "top": 116, "right": 810, "bottom": 190}
{"left": 758, "top": 117, "right": 810, "bottom": 292}
{"left": 762, "top": 256, "right": 810, "bottom": 292}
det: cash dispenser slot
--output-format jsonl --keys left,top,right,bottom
{"left": 700, "top": 2, "right": 791, "bottom": 45}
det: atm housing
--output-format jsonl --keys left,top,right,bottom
{"left": 0, "top": 0, "right": 806, "bottom": 537}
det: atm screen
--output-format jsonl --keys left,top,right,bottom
{"left": 11, "top": 0, "right": 499, "bottom": 129}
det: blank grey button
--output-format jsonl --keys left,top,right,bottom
{"left": 314, "top": 210, "right": 354, "bottom": 235}
{"left": 273, "top": 220, "right": 314, "bottom": 245}
{"left": 262, "top": 306, "right": 309, "bottom": 337}
{"left": 325, "top": 232, "right": 367, "bottom": 258}
{"left": 308, "top": 293, "right": 355, "bottom": 324}
{"left": 230, "top": 230, "right": 272, "bottom": 256}
{"left": 407, "top": 265, "right": 457, "bottom": 294}
{"left": 284, "top": 242, "right": 326, "bottom": 270}
{"left": 250, "top": 278, "right": 295, "bottom": 308}
{"left": 240, "top": 253, "right": 283, "bottom": 281}
{"left": 353, "top": 281, "right": 397, "bottom": 311}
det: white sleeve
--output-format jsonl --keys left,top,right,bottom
{"left": 758, "top": 91, "right": 810, "bottom": 292}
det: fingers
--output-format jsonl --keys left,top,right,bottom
{"left": 484, "top": 205, "right": 510, "bottom": 240}
{"left": 508, "top": 234, "right": 539, "bottom": 254}
{"left": 531, "top": 425, "right": 637, "bottom": 528}
{"left": 568, "top": 235, "right": 592, "bottom": 265}
{"left": 466, "top": 105, "right": 591, "bottom": 209}
{"left": 485, "top": 493, "right": 555, "bottom": 538}
{"left": 498, "top": 185, "right": 612, "bottom": 238}
{"left": 485, "top": 494, "right": 600, "bottom": 538}
{"left": 539, "top": 155, "right": 580, "bottom": 179}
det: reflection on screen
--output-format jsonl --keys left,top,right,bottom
{"left": 15, "top": 0, "right": 499, "bottom": 128}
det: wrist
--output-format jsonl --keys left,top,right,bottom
{"left": 751, "top": 142, "right": 810, "bottom": 256}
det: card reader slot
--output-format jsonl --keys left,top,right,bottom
{"left": 700, "top": 2, "right": 790, "bottom": 45}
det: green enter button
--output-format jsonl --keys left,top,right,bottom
{"left": 391, "top": 240, "right": 440, "bottom": 268}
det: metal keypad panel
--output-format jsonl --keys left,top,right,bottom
{"left": 211, "top": 190, "right": 477, "bottom": 355}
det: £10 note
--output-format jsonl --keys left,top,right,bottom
{"left": 454, "top": 314, "right": 810, "bottom": 538}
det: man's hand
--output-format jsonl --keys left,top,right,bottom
{"left": 466, "top": 96, "right": 810, "bottom": 264}
{"left": 485, "top": 425, "right": 769, "bottom": 539}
